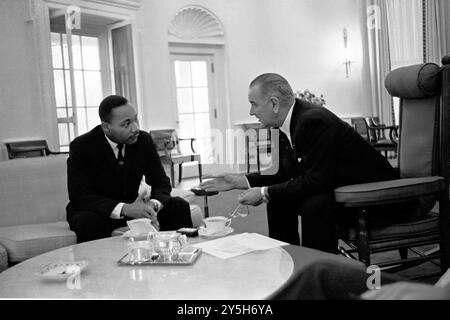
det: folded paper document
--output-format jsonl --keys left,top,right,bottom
{"left": 192, "top": 233, "right": 288, "bottom": 259}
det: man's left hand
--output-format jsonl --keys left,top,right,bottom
{"left": 238, "top": 188, "right": 264, "bottom": 206}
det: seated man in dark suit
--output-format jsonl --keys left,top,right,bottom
{"left": 199, "top": 73, "right": 427, "bottom": 253}
{"left": 271, "top": 259, "right": 450, "bottom": 300}
{"left": 66, "top": 95, "right": 193, "bottom": 243}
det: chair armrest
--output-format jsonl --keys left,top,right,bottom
{"left": 335, "top": 176, "right": 445, "bottom": 207}
{"left": 367, "top": 124, "right": 398, "bottom": 143}
{"left": 46, "top": 148, "right": 69, "bottom": 155}
{"left": 179, "top": 137, "right": 197, "bottom": 153}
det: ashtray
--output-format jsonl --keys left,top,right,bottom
{"left": 117, "top": 246, "right": 201, "bottom": 265}
{"left": 36, "top": 260, "right": 88, "bottom": 279}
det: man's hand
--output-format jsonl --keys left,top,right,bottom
{"left": 238, "top": 188, "right": 264, "bottom": 206}
{"left": 197, "top": 174, "right": 248, "bottom": 192}
{"left": 360, "top": 282, "right": 450, "bottom": 300}
{"left": 121, "top": 192, "right": 158, "bottom": 225}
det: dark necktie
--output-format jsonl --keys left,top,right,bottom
{"left": 117, "top": 143, "right": 125, "bottom": 166}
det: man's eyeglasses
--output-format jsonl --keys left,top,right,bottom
{"left": 229, "top": 204, "right": 250, "bottom": 219}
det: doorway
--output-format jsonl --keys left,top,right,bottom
{"left": 170, "top": 54, "right": 218, "bottom": 165}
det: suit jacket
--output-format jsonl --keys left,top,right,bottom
{"left": 66, "top": 125, "right": 171, "bottom": 217}
{"left": 246, "top": 99, "right": 398, "bottom": 203}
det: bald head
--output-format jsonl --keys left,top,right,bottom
{"left": 249, "top": 73, "right": 295, "bottom": 108}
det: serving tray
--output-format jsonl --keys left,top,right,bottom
{"left": 117, "top": 246, "right": 201, "bottom": 266}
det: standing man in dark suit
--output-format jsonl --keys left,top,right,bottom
{"left": 198, "top": 73, "right": 409, "bottom": 253}
{"left": 66, "top": 95, "right": 192, "bottom": 243}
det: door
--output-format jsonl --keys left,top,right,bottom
{"left": 171, "top": 54, "right": 217, "bottom": 165}
{"left": 108, "top": 22, "right": 138, "bottom": 108}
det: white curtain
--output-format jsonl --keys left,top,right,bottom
{"left": 425, "top": 0, "right": 449, "bottom": 64}
{"left": 386, "top": 0, "right": 423, "bottom": 69}
{"left": 385, "top": 0, "right": 423, "bottom": 125}
{"left": 359, "top": 0, "right": 393, "bottom": 125}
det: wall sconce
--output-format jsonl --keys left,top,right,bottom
{"left": 343, "top": 28, "right": 352, "bottom": 78}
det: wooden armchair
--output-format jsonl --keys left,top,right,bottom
{"left": 351, "top": 117, "right": 397, "bottom": 158}
{"left": 335, "top": 58, "right": 450, "bottom": 278}
{"left": 149, "top": 129, "right": 202, "bottom": 187}
{"left": 5, "top": 139, "right": 67, "bottom": 159}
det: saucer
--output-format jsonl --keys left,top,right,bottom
{"left": 198, "top": 226, "right": 234, "bottom": 238}
{"left": 37, "top": 261, "right": 88, "bottom": 279}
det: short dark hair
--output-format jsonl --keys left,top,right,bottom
{"left": 249, "top": 73, "right": 294, "bottom": 106}
{"left": 98, "top": 95, "right": 129, "bottom": 122}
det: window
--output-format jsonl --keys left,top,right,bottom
{"left": 51, "top": 32, "right": 103, "bottom": 151}
{"left": 173, "top": 58, "right": 215, "bottom": 163}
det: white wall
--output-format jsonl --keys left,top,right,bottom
{"left": 0, "top": 0, "right": 49, "bottom": 160}
{"left": 137, "top": 0, "right": 366, "bottom": 131}
{"left": 0, "top": 0, "right": 373, "bottom": 161}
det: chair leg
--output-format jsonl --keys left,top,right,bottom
{"left": 245, "top": 136, "right": 250, "bottom": 173}
{"left": 178, "top": 163, "right": 182, "bottom": 184}
{"left": 170, "top": 163, "right": 175, "bottom": 187}
{"left": 198, "top": 162, "right": 202, "bottom": 183}
{"left": 358, "top": 209, "right": 371, "bottom": 266}
{"left": 399, "top": 248, "right": 408, "bottom": 260}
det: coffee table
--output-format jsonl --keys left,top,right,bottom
{"left": 0, "top": 234, "right": 352, "bottom": 299}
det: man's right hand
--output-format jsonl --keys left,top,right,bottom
{"left": 197, "top": 174, "right": 249, "bottom": 192}
{"left": 121, "top": 192, "right": 157, "bottom": 222}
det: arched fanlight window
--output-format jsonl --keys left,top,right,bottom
{"left": 168, "top": 5, "right": 225, "bottom": 44}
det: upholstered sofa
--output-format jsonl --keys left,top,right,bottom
{"left": 0, "top": 154, "right": 202, "bottom": 271}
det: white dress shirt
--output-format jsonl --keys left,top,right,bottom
{"left": 104, "top": 135, "right": 162, "bottom": 219}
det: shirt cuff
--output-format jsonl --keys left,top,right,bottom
{"left": 261, "top": 186, "right": 269, "bottom": 203}
{"left": 150, "top": 199, "right": 163, "bottom": 213}
{"left": 110, "top": 202, "right": 125, "bottom": 219}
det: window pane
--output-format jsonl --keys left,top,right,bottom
{"left": 82, "top": 36, "right": 100, "bottom": 70}
{"left": 51, "top": 33, "right": 62, "bottom": 69}
{"left": 194, "top": 113, "right": 211, "bottom": 138}
{"left": 56, "top": 107, "right": 67, "bottom": 118}
{"left": 191, "top": 61, "right": 207, "bottom": 87}
{"left": 64, "top": 71, "right": 72, "bottom": 106}
{"left": 58, "top": 123, "right": 70, "bottom": 146}
{"left": 192, "top": 87, "right": 209, "bottom": 112}
{"left": 84, "top": 71, "right": 103, "bottom": 106}
{"left": 61, "top": 34, "right": 69, "bottom": 69}
{"left": 53, "top": 70, "right": 66, "bottom": 107}
{"left": 74, "top": 70, "right": 85, "bottom": 107}
{"left": 86, "top": 107, "right": 100, "bottom": 130}
{"left": 176, "top": 88, "right": 193, "bottom": 113}
{"left": 174, "top": 61, "right": 191, "bottom": 87}
{"left": 72, "top": 35, "right": 82, "bottom": 70}
{"left": 76, "top": 108, "right": 87, "bottom": 135}
{"left": 178, "top": 114, "right": 195, "bottom": 138}
{"left": 68, "top": 123, "right": 75, "bottom": 142}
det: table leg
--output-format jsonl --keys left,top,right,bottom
{"left": 204, "top": 195, "right": 210, "bottom": 218}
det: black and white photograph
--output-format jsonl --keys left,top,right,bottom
{"left": 0, "top": 0, "right": 449, "bottom": 308}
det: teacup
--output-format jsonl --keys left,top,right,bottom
{"left": 149, "top": 231, "right": 188, "bottom": 261}
{"left": 203, "top": 216, "right": 231, "bottom": 234}
{"left": 127, "top": 240, "right": 153, "bottom": 263}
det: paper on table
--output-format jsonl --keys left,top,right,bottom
{"left": 192, "top": 232, "right": 289, "bottom": 259}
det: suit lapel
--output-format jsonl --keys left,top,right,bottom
{"left": 289, "top": 99, "right": 303, "bottom": 151}
{"left": 93, "top": 126, "right": 122, "bottom": 171}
